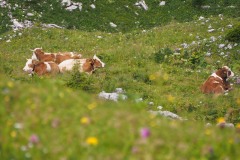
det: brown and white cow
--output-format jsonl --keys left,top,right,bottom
{"left": 201, "top": 66, "right": 234, "bottom": 94}
{"left": 58, "top": 55, "right": 105, "bottom": 74}
{"left": 31, "top": 48, "right": 82, "bottom": 64}
{"left": 23, "top": 59, "right": 60, "bottom": 76}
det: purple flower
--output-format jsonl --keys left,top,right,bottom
{"left": 140, "top": 127, "right": 150, "bottom": 139}
{"left": 29, "top": 134, "right": 39, "bottom": 144}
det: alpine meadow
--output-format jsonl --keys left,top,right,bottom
{"left": 1, "top": 0, "right": 240, "bottom": 159}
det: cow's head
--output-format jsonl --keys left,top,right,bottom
{"left": 31, "top": 48, "right": 44, "bottom": 60}
{"left": 93, "top": 54, "right": 105, "bottom": 68}
{"left": 23, "top": 59, "right": 38, "bottom": 74}
{"left": 216, "top": 66, "right": 234, "bottom": 79}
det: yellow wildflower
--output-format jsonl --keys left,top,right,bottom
{"left": 216, "top": 117, "right": 225, "bottom": 124}
{"left": 167, "top": 95, "right": 175, "bottom": 103}
{"left": 236, "top": 123, "right": 240, "bottom": 129}
{"left": 87, "top": 102, "right": 97, "bottom": 110}
{"left": 10, "top": 131, "right": 17, "bottom": 138}
{"left": 149, "top": 74, "right": 156, "bottom": 81}
{"left": 236, "top": 98, "right": 240, "bottom": 105}
{"left": 81, "top": 117, "right": 90, "bottom": 125}
{"left": 204, "top": 129, "right": 212, "bottom": 136}
{"left": 7, "top": 81, "right": 14, "bottom": 88}
{"left": 86, "top": 137, "right": 98, "bottom": 146}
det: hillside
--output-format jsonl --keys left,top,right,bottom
{"left": 1, "top": 0, "right": 240, "bottom": 159}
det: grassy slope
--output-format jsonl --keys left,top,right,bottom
{"left": 1, "top": 0, "right": 240, "bottom": 159}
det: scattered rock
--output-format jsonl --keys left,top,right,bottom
{"left": 98, "top": 88, "right": 127, "bottom": 101}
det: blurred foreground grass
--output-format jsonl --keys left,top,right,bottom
{"left": 1, "top": 74, "right": 240, "bottom": 159}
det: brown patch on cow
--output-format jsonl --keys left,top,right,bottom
{"left": 55, "top": 53, "right": 81, "bottom": 64}
{"left": 82, "top": 59, "right": 95, "bottom": 74}
{"left": 35, "top": 49, "right": 56, "bottom": 62}
{"left": 32, "top": 61, "right": 59, "bottom": 76}
{"left": 92, "top": 59, "right": 103, "bottom": 68}
{"left": 32, "top": 62, "right": 47, "bottom": 76}
{"left": 34, "top": 49, "right": 82, "bottom": 64}
{"left": 48, "top": 62, "right": 60, "bottom": 75}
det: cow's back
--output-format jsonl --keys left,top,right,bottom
{"left": 201, "top": 76, "right": 224, "bottom": 94}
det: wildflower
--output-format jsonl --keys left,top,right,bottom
{"left": 140, "top": 127, "right": 150, "bottom": 139}
{"left": 81, "top": 117, "right": 91, "bottom": 125}
{"left": 204, "top": 129, "right": 212, "bottom": 136}
{"left": 29, "top": 134, "right": 39, "bottom": 144}
{"left": 149, "top": 74, "right": 156, "bottom": 81}
{"left": 10, "top": 131, "right": 17, "bottom": 138}
{"left": 236, "top": 123, "right": 240, "bottom": 129}
{"left": 236, "top": 98, "right": 240, "bottom": 105}
{"left": 87, "top": 102, "right": 97, "bottom": 110}
{"left": 7, "top": 81, "right": 14, "bottom": 88}
{"left": 236, "top": 123, "right": 240, "bottom": 133}
{"left": 14, "top": 123, "right": 23, "bottom": 129}
{"left": 167, "top": 95, "right": 175, "bottom": 103}
{"left": 86, "top": 137, "right": 98, "bottom": 146}
{"left": 216, "top": 117, "right": 225, "bottom": 124}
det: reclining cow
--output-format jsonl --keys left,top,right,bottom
{"left": 58, "top": 55, "right": 105, "bottom": 74}
{"left": 23, "top": 59, "right": 60, "bottom": 76}
{"left": 201, "top": 66, "right": 234, "bottom": 94}
{"left": 31, "top": 48, "right": 82, "bottom": 64}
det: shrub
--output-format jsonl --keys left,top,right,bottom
{"left": 66, "top": 70, "right": 94, "bottom": 92}
{"left": 225, "top": 25, "right": 240, "bottom": 43}
{"left": 154, "top": 48, "right": 173, "bottom": 63}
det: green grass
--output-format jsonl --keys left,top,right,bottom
{"left": 1, "top": 0, "right": 240, "bottom": 159}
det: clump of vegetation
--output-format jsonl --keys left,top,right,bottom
{"left": 66, "top": 70, "right": 94, "bottom": 92}
{"left": 225, "top": 25, "right": 240, "bottom": 43}
{"left": 154, "top": 48, "right": 173, "bottom": 63}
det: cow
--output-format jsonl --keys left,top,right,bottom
{"left": 31, "top": 48, "right": 82, "bottom": 64}
{"left": 23, "top": 59, "right": 60, "bottom": 76}
{"left": 200, "top": 66, "right": 234, "bottom": 94}
{"left": 58, "top": 55, "right": 105, "bottom": 74}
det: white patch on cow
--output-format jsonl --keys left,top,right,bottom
{"left": 44, "top": 62, "right": 51, "bottom": 72}
{"left": 220, "top": 86, "right": 224, "bottom": 90}
{"left": 58, "top": 59, "right": 86, "bottom": 73}
{"left": 213, "top": 81, "right": 220, "bottom": 84}
{"left": 23, "top": 59, "right": 33, "bottom": 72}
{"left": 211, "top": 73, "right": 223, "bottom": 80}
{"left": 93, "top": 54, "right": 105, "bottom": 67}
{"left": 31, "top": 53, "right": 37, "bottom": 60}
